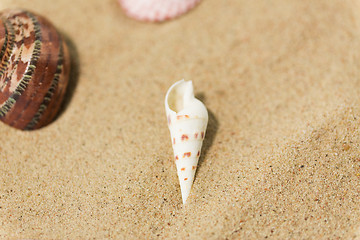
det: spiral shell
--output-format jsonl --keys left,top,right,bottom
{"left": 165, "top": 80, "right": 208, "bottom": 204}
{"left": 0, "top": 9, "right": 70, "bottom": 130}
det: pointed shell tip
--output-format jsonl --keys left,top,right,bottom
{"left": 165, "top": 79, "right": 208, "bottom": 205}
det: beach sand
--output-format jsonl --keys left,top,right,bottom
{"left": 0, "top": 0, "right": 359, "bottom": 239}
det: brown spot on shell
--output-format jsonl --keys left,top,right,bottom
{"left": 183, "top": 152, "right": 191, "bottom": 158}
{"left": 194, "top": 133, "right": 198, "bottom": 139}
{"left": 201, "top": 132, "right": 204, "bottom": 138}
{"left": 197, "top": 151, "right": 200, "bottom": 157}
{"left": 23, "top": 29, "right": 35, "bottom": 49}
{"left": 181, "top": 134, "right": 188, "bottom": 141}
{"left": 175, "top": 155, "right": 179, "bottom": 160}
{"left": 177, "top": 115, "right": 190, "bottom": 120}
{"left": 184, "top": 178, "right": 188, "bottom": 181}
{"left": 15, "top": 60, "right": 28, "bottom": 82}
{"left": 192, "top": 166, "right": 197, "bottom": 170}
{"left": 181, "top": 168, "right": 185, "bottom": 171}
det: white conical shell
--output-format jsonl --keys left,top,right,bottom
{"left": 165, "top": 80, "right": 208, "bottom": 204}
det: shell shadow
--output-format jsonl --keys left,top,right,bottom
{"left": 56, "top": 32, "right": 80, "bottom": 119}
{"left": 195, "top": 93, "right": 219, "bottom": 177}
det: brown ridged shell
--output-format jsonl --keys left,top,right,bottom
{"left": 0, "top": 9, "right": 70, "bottom": 130}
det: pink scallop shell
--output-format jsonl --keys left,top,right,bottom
{"left": 119, "top": 0, "right": 202, "bottom": 22}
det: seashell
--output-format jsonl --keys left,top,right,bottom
{"left": 119, "top": 0, "right": 202, "bottom": 22}
{"left": 0, "top": 9, "right": 70, "bottom": 130}
{"left": 165, "top": 80, "right": 208, "bottom": 204}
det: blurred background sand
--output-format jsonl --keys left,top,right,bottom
{"left": 0, "top": 0, "right": 359, "bottom": 239}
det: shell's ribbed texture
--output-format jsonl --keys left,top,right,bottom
{"left": 119, "top": 0, "right": 201, "bottom": 22}
{"left": 165, "top": 80, "right": 208, "bottom": 204}
{"left": 0, "top": 9, "right": 70, "bottom": 130}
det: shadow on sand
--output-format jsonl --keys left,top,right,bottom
{"left": 56, "top": 32, "right": 80, "bottom": 119}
